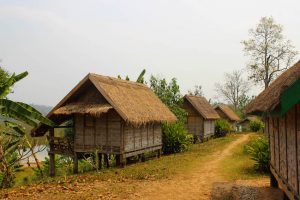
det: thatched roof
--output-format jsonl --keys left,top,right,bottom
{"left": 32, "top": 73, "right": 177, "bottom": 136}
{"left": 238, "top": 116, "right": 259, "bottom": 124}
{"left": 246, "top": 61, "right": 300, "bottom": 114}
{"left": 215, "top": 104, "right": 240, "bottom": 121}
{"left": 53, "top": 103, "right": 113, "bottom": 117}
{"left": 184, "top": 95, "right": 220, "bottom": 120}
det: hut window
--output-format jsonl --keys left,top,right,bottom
{"left": 84, "top": 114, "right": 95, "bottom": 127}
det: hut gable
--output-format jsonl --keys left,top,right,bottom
{"left": 184, "top": 95, "right": 219, "bottom": 120}
{"left": 215, "top": 104, "right": 240, "bottom": 122}
{"left": 246, "top": 60, "right": 300, "bottom": 115}
{"left": 32, "top": 73, "right": 177, "bottom": 136}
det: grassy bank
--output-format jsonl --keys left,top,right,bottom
{"left": 220, "top": 133, "right": 269, "bottom": 180}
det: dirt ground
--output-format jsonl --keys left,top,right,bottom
{"left": 1, "top": 134, "right": 283, "bottom": 200}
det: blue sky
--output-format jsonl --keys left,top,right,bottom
{"left": 1, "top": 0, "right": 300, "bottom": 106}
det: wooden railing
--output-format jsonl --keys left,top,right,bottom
{"left": 47, "top": 136, "right": 74, "bottom": 156}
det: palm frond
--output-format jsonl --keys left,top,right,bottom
{"left": 4, "top": 121, "right": 26, "bottom": 137}
{"left": 16, "top": 102, "right": 55, "bottom": 126}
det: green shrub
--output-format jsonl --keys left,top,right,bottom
{"left": 34, "top": 154, "right": 96, "bottom": 178}
{"left": 244, "top": 136, "right": 269, "bottom": 172}
{"left": 249, "top": 119, "right": 265, "bottom": 132}
{"left": 215, "top": 119, "right": 231, "bottom": 137}
{"left": 162, "top": 122, "right": 193, "bottom": 154}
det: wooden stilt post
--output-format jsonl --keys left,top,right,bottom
{"left": 104, "top": 154, "right": 109, "bottom": 168}
{"left": 157, "top": 149, "right": 162, "bottom": 158}
{"left": 73, "top": 153, "right": 78, "bottom": 174}
{"left": 116, "top": 154, "right": 121, "bottom": 167}
{"left": 141, "top": 153, "right": 145, "bottom": 162}
{"left": 98, "top": 153, "right": 102, "bottom": 170}
{"left": 49, "top": 128, "right": 55, "bottom": 177}
{"left": 49, "top": 153, "right": 55, "bottom": 177}
{"left": 120, "top": 154, "right": 126, "bottom": 168}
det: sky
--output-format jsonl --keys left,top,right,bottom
{"left": 1, "top": 0, "right": 300, "bottom": 106}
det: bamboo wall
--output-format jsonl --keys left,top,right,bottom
{"left": 268, "top": 103, "right": 300, "bottom": 199}
{"left": 123, "top": 123, "right": 162, "bottom": 157}
{"left": 74, "top": 111, "right": 162, "bottom": 157}
{"left": 204, "top": 120, "right": 215, "bottom": 138}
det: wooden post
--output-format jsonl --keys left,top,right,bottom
{"left": 157, "top": 149, "right": 162, "bottom": 158}
{"left": 120, "top": 154, "right": 126, "bottom": 168}
{"left": 141, "top": 154, "right": 146, "bottom": 162}
{"left": 98, "top": 153, "right": 102, "bottom": 170}
{"left": 49, "top": 153, "right": 55, "bottom": 177}
{"left": 73, "top": 153, "right": 78, "bottom": 174}
{"left": 116, "top": 154, "right": 121, "bottom": 167}
{"left": 104, "top": 154, "right": 110, "bottom": 168}
{"left": 49, "top": 128, "right": 55, "bottom": 177}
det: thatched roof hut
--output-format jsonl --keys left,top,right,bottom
{"left": 245, "top": 61, "right": 300, "bottom": 200}
{"left": 32, "top": 73, "right": 177, "bottom": 176}
{"left": 184, "top": 95, "right": 220, "bottom": 120}
{"left": 33, "top": 73, "right": 177, "bottom": 136}
{"left": 215, "top": 104, "right": 240, "bottom": 122}
{"left": 246, "top": 60, "right": 300, "bottom": 115}
{"left": 183, "top": 95, "right": 219, "bottom": 141}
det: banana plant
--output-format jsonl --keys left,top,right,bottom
{"left": 0, "top": 71, "right": 55, "bottom": 187}
{"left": 0, "top": 72, "right": 54, "bottom": 127}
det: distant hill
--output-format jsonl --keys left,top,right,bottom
{"left": 30, "top": 104, "right": 53, "bottom": 116}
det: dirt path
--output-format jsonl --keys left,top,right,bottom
{"left": 128, "top": 134, "right": 250, "bottom": 200}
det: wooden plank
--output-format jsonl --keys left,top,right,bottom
{"left": 142, "top": 126, "right": 148, "bottom": 148}
{"left": 269, "top": 118, "right": 275, "bottom": 167}
{"left": 296, "top": 103, "right": 300, "bottom": 194}
{"left": 279, "top": 116, "right": 287, "bottom": 181}
{"left": 274, "top": 118, "right": 280, "bottom": 171}
{"left": 95, "top": 116, "right": 106, "bottom": 146}
{"left": 74, "top": 114, "right": 84, "bottom": 150}
{"left": 286, "top": 107, "right": 298, "bottom": 192}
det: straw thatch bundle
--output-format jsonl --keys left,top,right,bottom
{"left": 184, "top": 95, "right": 220, "bottom": 119}
{"left": 215, "top": 104, "right": 240, "bottom": 121}
{"left": 246, "top": 60, "right": 300, "bottom": 114}
{"left": 53, "top": 103, "right": 113, "bottom": 117}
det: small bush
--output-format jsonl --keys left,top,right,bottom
{"left": 244, "top": 136, "right": 269, "bottom": 172}
{"left": 249, "top": 120, "right": 265, "bottom": 132}
{"left": 162, "top": 122, "right": 193, "bottom": 154}
{"left": 215, "top": 119, "right": 231, "bottom": 137}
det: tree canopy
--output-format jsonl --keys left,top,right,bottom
{"left": 242, "top": 16, "right": 298, "bottom": 89}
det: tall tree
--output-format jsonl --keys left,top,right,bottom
{"left": 187, "top": 85, "right": 204, "bottom": 97}
{"left": 242, "top": 16, "right": 298, "bottom": 89}
{"left": 149, "top": 75, "right": 186, "bottom": 122}
{"left": 215, "top": 70, "right": 250, "bottom": 111}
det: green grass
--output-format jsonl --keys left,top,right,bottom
{"left": 220, "top": 133, "right": 269, "bottom": 180}
{"left": 14, "top": 167, "right": 36, "bottom": 186}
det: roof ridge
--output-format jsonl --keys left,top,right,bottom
{"left": 89, "top": 73, "right": 148, "bottom": 88}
